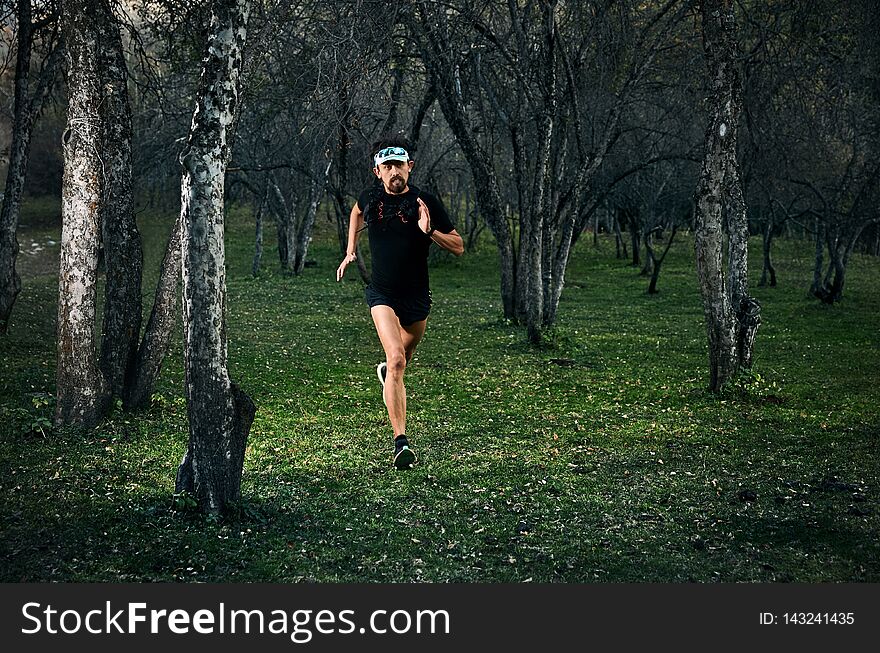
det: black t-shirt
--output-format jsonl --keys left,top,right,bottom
{"left": 357, "top": 184, "right": 454, "bottom": 294}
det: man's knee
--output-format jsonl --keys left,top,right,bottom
{"left": 387, "top": 351, "right": 407, "bottom": 377}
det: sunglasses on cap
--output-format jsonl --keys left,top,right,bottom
{"left": 374, "top": 146, "right": 410, "bottom": 167}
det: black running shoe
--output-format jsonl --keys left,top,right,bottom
{"left": 394, "top": 436, "right": 416, "bottom": 469}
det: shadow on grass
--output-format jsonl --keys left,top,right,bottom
{"left": 0, "top": 474, "right": 346, "bottom": 582}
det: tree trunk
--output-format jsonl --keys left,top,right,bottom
{"left": 252, "top": 196, "right": 264, "bottom": 277}
{"left": 810, "top": 216, "right": 824, "bottom": 296}
{"left": 409, "top": 81, "right": 436, "bottom": 149}
{"left": 629, "top": 212, "right": 641, "bottom": 267}
{"left": 827, "top": 259, "right": 846, "bottom": 303}
{"left": 269, "top": 175, "right": 295, "bottom": 272}
{"left": 124, "top": 214, "right": 183, "bottom": 411}
{"left": 527, "top": 5, "right": 556, "bottom": 343}
{"left": 434, "top": 87, "right": 516, "bottom": 319}
{"left": 815, "top": 222, "right": 869, "bottom": 303}
{"left": 98, "top": 1, "right": 143, "bottom": 400}
{"left": 512, "top": 129, "right": 530, "bottom": 325}
{"left": 379, "top": 64, "right": 404, "bottom": 136}
{"left": 725, "top": 152, "right": 752, "bottom": 355}
{"left": 641, "top": 229, "right": 654, "bottom": 276}
{"left": 55, "top": 0, "right": 111, "bottom": 428}
{"left": 647, "top": 224, "right": 677, "bottom": 295}
{"left": 693, "top": 0, "right": 759, "bottom": 392}
{"left": 758, "top": 219, "right": 771, "bottom": 286}
{"left": 176, "top": 0, "right": 255, "bottom": 515}
{"left": 293, "top": 161, "right": 329, "bottom": 276}
{"left": 329, "top": 94, "right": 371, "bottom": 285}
{"left": 0, "top": 0, "right": 60, "bottom": 334}
{"left": 614, "top": 216, "right": 627, "bottom": 259}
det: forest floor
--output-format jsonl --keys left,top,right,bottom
{"left": 2, "top": 197, "right": 878, "bottom": 582}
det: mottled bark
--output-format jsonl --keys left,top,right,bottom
{"left": 540, "top": 218, "right": 553, "bottom": 326}
{"left": 124, "top": 214, "right": 183, "bottom": 411}
{"left": 524, "top": 3, "right": 556, "bottom": 343}
{"left": 694, "top": 0, "right": 760, "bottom": 392}
{"left": 0, "top": 0, "right": 61, "bottom": 334}
{"left": 56, "top": 0, "right": 111, "bottom": 427}
{"left": 98, "top": 1, "right": 143, "bottom": 399}
{"left": 176, "top": 0, "right": 255, "bottom": 515}
{"left": 737, "top": 296, "right": 761, "bottom": 370}
{"left": 726, "top": 154, "right": 750, "bottom": 327}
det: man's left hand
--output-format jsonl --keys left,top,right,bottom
{"left": 417, "top": 197, "right": 432, "bottom": 235}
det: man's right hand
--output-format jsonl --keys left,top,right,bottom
{"left": 336, "top": 252, "right": 357, "bottom": 281}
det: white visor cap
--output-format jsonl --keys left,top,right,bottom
{"left": 374, "top": 146, "right": 411, "bottom": 167}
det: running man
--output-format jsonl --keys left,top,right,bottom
{"left": 336, "top": 139, "right": 464, "bottom": 468}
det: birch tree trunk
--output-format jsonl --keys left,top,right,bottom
{"left": 525, "top": 1, "right": 557, "bottom": 344}
{"left": 0, "top": 0, "right": 61, "bottom": 334}
{"left": 693, "top": 0, "right": 760, "bottom": 392}
{"left": 97, "top": 1, "right": 143, "bottom": 399}
{"left": 55, "top": 0, "right": 110, "bottom": 427}
{"left": 176, "top": 0, "right": 255, "bottom": 514}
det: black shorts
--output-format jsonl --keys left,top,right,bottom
{"left": 365, "top": 284, "right": 432, "bottom": 326}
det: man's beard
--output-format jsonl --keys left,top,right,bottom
{"left": 388, "top": 176, "right": 405, "bottom": 193}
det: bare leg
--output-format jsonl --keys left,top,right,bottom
{"left": 400, "top": 318, "right": 427, "bottom": 366}
{"left": 370, "top": 305, "right": 427, "bottom": 439}
{"left": 370, "top": 307, "right": 405, "bottom": 436}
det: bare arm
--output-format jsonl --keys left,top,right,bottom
{"left": 336, "top": 204, "right": 364, "bottom": 281}
{"left": 417, "top": 197, "right": 464, "bottom": 256}
{"left": 430, "top": 229, "right": 464, "bottom": 257}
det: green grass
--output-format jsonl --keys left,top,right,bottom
{"left": 1, "top": 200, "right": 878, "bottom": 582}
